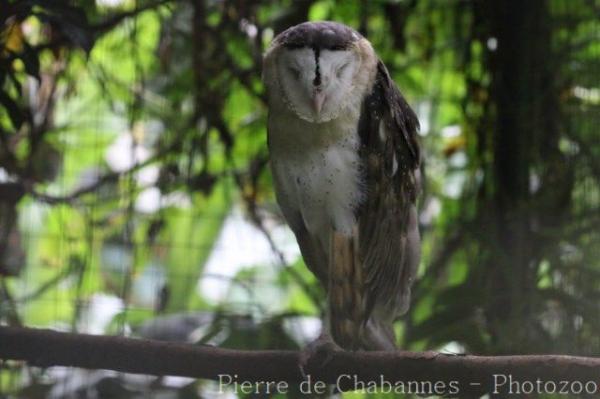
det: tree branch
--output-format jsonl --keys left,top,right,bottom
{"left": 1, "top": 326, "right": 600, "bottom": 397}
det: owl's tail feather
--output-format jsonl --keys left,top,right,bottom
{"left": 328, "top": 228, "right": 395, "bottom": 350}
{"left": 363, "top": 318, "right": 397, "bottom": 350}
{"left": 328, "top": 229, "right": 376, "bottom": 350}
{"left": 328, "top": 228, "right": 363, "bottom": 350}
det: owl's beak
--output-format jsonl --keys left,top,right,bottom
{"left": 312, "top": 90, "right": 326, "bottom": 114}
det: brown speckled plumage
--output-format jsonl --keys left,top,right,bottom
{"left": 263, "top": 21, "right": 421, "bottom": 351}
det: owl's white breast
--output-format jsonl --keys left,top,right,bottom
{"left": 269, "top": 104, "right": 364, "bottom": 248}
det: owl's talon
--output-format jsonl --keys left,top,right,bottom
{"left": 298, "top": 333, "right": 340, "bottom": 380}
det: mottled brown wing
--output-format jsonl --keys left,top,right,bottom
{"left": 356, "top": 60, "right": 421, "bottom": 327}
{"left": 327, "top": 60, "right": 421, "bottom": 350}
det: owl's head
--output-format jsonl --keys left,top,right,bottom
{"left": 263, "top": 22, "right": 377, "bottom": 123}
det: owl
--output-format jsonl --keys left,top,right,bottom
{"left": 262, "top": 21, "right": 421, "bottom": 352}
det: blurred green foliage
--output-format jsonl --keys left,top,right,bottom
{"left": 0, "top": 0, "right": 599, "bottom": 398}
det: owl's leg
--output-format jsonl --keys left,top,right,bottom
{"left": 298, "top": 331, "right": 341, "bottom": 379}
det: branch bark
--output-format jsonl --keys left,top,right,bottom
{"left": 1, "top": 326, "right": 599, "bottom": 397}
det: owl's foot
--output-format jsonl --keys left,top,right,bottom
{"left": 298, "top": 332, "right": 340, "bottom": 379}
